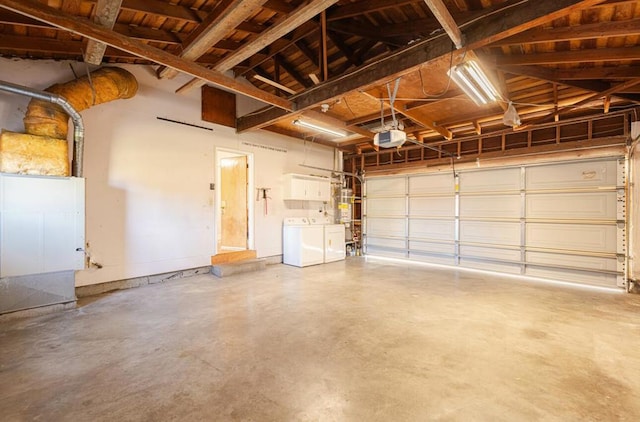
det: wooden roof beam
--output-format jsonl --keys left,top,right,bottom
{"left": 84, "top": 0, "right": 122, "bottom": 65}
{"left": 497, "top": 64, "right": 640, "bottom": 104}
{"left": 274, "top": 54, "right": 312, "bottom": 89}
{"left": 293, "top": 0, "right": 608, "bottom": 111}
{"left": 1, "top": 0, "right": 292, "bottom": 110}
{"left": 177, "top": 0, "right": 340, "bottom": 94}
{"left": 361, "top": 90, "right": 452, "bottom": 140}
{"left": 327, "top": 0, "right": 415, "bottom": 21}
{"left": 237, "top": 21, "right": 319, "bottom": 77}
{"left": 523, "top": 78, "right": 640, "bottom": 126}
{"left": 158, "top": 0, "right": 268, "bottom": 79}
{"left": 491, "top": 17, "right": 640, "bottom": 46}
{"left": 495, "top": 47, "right": 640, "bottom": 66}
{"left": 423, "top": 0, "right": 464, "bottom": 48}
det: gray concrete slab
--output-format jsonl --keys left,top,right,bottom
{"left": 1, "top": 257, "right": 640, "bottom": 421}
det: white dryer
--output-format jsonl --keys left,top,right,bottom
{"left": 283, "top": 218, "right": 324, "bottom": 267}
{"left": 309, "top": 217, "right": 346, "bottom": 263}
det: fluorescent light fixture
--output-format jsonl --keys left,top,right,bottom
{"left": 253, "top": 74, "right": 297, "bottom": 95}
{"left": 448, "top": 60, "right": 501, "bottom": 105}
{"left": 292, "top": 119, "right": 347, "bottom": 138}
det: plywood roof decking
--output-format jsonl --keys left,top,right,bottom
{"left": 1, "top": 0, "right": 639, "bottom": 153}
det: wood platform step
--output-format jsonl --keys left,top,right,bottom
{"left": 211, "top": 258, "right": 266, "bottom": 278}
{"left": 211, "top": 250, "right": 257, "bottom": 265}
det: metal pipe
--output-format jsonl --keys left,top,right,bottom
{"left": 0, "top": 80, "right": 84, "bottom": 177}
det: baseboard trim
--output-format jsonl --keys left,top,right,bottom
{"left": 263, "top": 255, "right": 283, "bottom": 265}
{"left": 0, "top": 301, "right": 76, "bottom": 322}
{"left": 76, "top": 266, "right": 211, "bottom": 298}
{"left": 76, "top": 257, "right": 284, "bottom": 299}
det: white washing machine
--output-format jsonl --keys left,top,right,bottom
{"left": 283, "top": 217, "right": 324, "bottom": 267}
{"left": 310, "top": 217, "right": 346, "bottom": 263}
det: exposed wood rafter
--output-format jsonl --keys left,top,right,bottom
{"left": 177, "top": 0, "right": 340, "bottom": 94}
{"left": 84, "top": 0, "right": 122, "bottom": 65}
{"left": 0, "top": 0, "right": 292, "bottom": 110}
{"left": 423, "top": 0, "right": 464, "bottom": 48}
{"left": 158, "top": 0, "right": 268, "bottom": 79}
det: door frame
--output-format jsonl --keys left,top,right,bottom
{"left": 215, "top": 147, "right": 254, "bottom": 255}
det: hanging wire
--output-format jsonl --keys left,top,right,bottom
{"left": 419, "top": 41, "right": 456, "bottom": 98}
{"left": 342, "top": 96, "right": 357, "bottom": 117}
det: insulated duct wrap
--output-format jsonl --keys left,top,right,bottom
{"left": 24, "top": 67, "right": 138, "bottom": 139}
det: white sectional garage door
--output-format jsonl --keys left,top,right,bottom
{"left": 364, "top": 158, "right": 626, "bottom": 288}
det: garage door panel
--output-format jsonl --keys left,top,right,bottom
{"left": 527, "top": 192, "right": 617, "bottom": 220}
{"left": 527, "top": 251, "right": 617, "bottom": 272}
{"left": 367, "top": 178, "right": 405, "bottom": 196}
{"left": 460, "top": 221, "right": 520, "bottom": 246}
{"left": 410, "top": 252, "right": 456, "bottom": 265}
{"left": 409, "top": 219, "right": 455, "bottom": 241}
{"left": 460, "top": 195, "right": 520, "bottom": 219}
{"left": 366, "top": 245, "right": 406, "bottom": 258}
{"left": 367, "top": 198, "right": 405, "bottom": 217}
{"left": 367, "top": 218, "right": 404, "bottom": 237}
{"left": 526, "top": 160, "right": 617, "bottom": 190}
{"left": 409, "top": 196, "right": 454, "bottom": 217}
{"left": 410, "top": 240, "right": 455, "bottom": 254}
{"left": 459, "top": 168, "right": 521, "bottom": 192}
{"left": 526, "top": 223, "right": 616, "bottom": 253}
{"left": 460, "top": 245, "right": 521, "bottom": 262}
{"left": 526, "top": 266, "right": 618, "bottom": 288}
{"left": 365, "top": 158, "right": 623, "bottom": 289}
{"left": 460, "top": 258, "right": 522, "bottom": 274}
{"left": 409, "top": 173, "right": 453, "bottom": 195}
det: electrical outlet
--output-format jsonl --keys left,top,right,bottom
{"left": 210, "top": 183, "right": 215, "bottom": 190}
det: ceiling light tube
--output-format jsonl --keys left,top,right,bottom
{"left": 448, "top": 60, "right": 501, "bottom": 105}
{"left": 293, "top": 119, "right": 346, "bottom": 138}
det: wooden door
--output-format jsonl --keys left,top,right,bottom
{"left": 220, "top": 155, "right": 248, "bottom": 250}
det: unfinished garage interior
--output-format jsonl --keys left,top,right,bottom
{"left": 1, "top": 0, "right": 640, "bottom": 419}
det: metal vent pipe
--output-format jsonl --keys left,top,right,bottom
{"left": 0, "top": 80, "right": 85, "bottom": 177}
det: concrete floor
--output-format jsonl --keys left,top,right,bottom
{"left": 1, "top": 258, "right": 640, "bottom": 421}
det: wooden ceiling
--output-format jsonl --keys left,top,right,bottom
{"left": 1, "top": 0, "right": 639, "bottom": 153}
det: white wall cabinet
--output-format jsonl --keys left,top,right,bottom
{"left": 284, "top": 173, "right": 331, "bottom": 202}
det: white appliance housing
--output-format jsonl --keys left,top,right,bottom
{"left": 310, "top": 217, "right": 346, "bottom": 263}
{"left": 374, "top": 129, "right": 407, "bottom": 148}
{"left": 283, "top": 217, "right": 324, "bottom": 267}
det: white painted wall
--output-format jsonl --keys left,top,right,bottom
{"left": 0, "top": 58, "right": 335, "bottom": 286}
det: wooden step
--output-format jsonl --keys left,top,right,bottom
{"left": 211, "top": 258, "right": 266, "bottom": 278}
{"left": 211, "top": 250, "right": 257, "bottom": 265}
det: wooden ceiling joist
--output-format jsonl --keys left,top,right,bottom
{"left": 84, "top": 0, "right": 122, "bottom": 65}
{"left": 158, "top": 0, "right": 268, "bottom": 79}
{"left": 498, "top": 64, "right": 640, "bottom": 104}
{"left": 1, "top": 0, "right": 292, "bottom": 110}
{"left": 496, "top": 47, "right": 640, "bottom": 66}
{"left": 327, "top": 0, "right": 416, "bottom": 22}
{"left": 293, "top": 0, "right": 607, "bottom": 111}
{"left": 423, "top": 0, "right": 463, "bottom": 49}
{"left": 491, "top": 17, "right": 640, "bottom": 46}
{"left": 524, "top": 77, "right": 640, "bottom": 126}
{"left": 177, "top": 0, "right": 340, "bottom": 94}
{"left": 237, "top": 21, "right": 319, "bottom": 77}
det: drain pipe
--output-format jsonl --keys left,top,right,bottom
{"left": 0, "top": 80, "right": 84, "bottom": 177}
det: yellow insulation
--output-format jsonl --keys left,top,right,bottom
{"left": 23, "top": 67, "right": 138, "bottom": 139}
{"left": 0, "top": 130, "right": 69, "bottom": 176}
